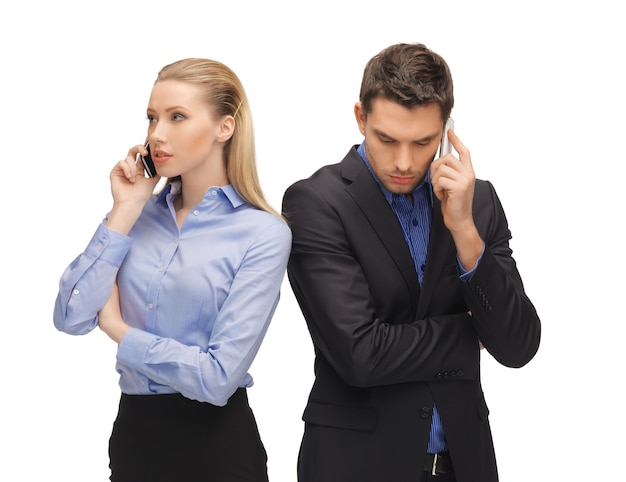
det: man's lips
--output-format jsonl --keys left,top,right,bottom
{"left": 389, "top": 175, "right": 416, "bottom": 185}
{"left": 153, "top": 150, "right": 172, "bottom": 164}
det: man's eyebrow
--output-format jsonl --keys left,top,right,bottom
{"left": 372, "top": 128, "right": 437, "bottom": 143}
{"left": 372, "top": 128, "right": 395, "bottom": 141}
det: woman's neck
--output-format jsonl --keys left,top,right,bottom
{"left": 177, "top": 162, "right": 228, "bottom": 211}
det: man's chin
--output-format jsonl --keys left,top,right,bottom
{"left": 383, "top": 183, "right": 418, "bottom": 195}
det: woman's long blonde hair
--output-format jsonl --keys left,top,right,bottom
{"left": 155, "top": 58, "right": 282, "bottom": 219}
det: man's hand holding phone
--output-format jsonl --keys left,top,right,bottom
{"left": 430, "top": 120, "right": 483, "bottom": 270}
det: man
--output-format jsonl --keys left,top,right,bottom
{"left": 282, "top": 42, "right": 541, "bottom": 482}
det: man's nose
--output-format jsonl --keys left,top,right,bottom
{"left": 394, "top": 146, "right": 412, "bottom": 172}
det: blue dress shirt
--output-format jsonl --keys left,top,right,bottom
{"left": 54, "top": 181, "right": 292, "bottom": 406}
{"left": 357, "top": 142, "right": 482, "bottom": 454}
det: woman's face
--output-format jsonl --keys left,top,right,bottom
{"left": 145, "top": 80, "right": 231, "bottom": 181}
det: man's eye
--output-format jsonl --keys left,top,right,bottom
{"left": 380, "top": 138, "right": 394, "bottom": 144}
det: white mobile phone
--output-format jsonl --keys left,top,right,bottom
{"left": 439, "top": 117, "right": 454, "bottom": 157}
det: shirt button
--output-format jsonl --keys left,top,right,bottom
{"left": 140, "top": 379, "right": 145, "bottom": 386}
{"left": 72, "top": 289, "right": 80, "bottom": 295}
{"left": 193, "top": 209, "right": 200, "bottom": 216}
{"left": 148, "top": 303, "right": 154, "bottom": 310}
{"left": 412, "top": 219, "right": 418, "bottom": 227}
{"left": 419, "top": 407, "right": 432, "bottom": 419}
{"left": 210, "top": 190, "right": 217, "bottom": 196}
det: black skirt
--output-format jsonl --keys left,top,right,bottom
{"left": 108, "top": 388, "right": 268, "bottom": 482}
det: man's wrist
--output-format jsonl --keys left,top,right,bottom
{"left": 451, "top": 225, "right": 483, "bottom": 271}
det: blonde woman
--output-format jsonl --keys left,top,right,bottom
{"left": 54, "top": 58, "right": 291, "bottom": 481}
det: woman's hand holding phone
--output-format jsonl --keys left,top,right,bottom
{"left": 106, "top": 144, "right": 160, "bottom": 235}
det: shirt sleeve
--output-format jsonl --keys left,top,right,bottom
{"left": 53, "top": 223, "right": 133, "bottom": 335}
{"left": 115, "top": 220, "right": 292, "bottom": 406}
{"left": 457, "top": 241, "right": 486, "bottom": 282}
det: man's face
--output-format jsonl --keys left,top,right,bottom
{"left": 355, "top": 97, "right": 444, "bottom": 195}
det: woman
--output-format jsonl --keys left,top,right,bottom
{"left": 53, "top": 58, "right": 292, "bottom": 481}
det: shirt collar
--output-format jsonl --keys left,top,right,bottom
{"left": 356, "top": 141, "right": 433, "bottom": 204}
{"left": 156, "top": 180, "right": 246, "bottom": 209}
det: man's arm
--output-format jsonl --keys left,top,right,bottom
{"left": 430, "top": 130, "right": 540, "bottom": 368}
{"left": 283, "top": 177, "right": 480, "bottom": 388}
{"left": 462, "top": 180, "right": 541, "bottom": 368}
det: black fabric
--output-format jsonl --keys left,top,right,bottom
{"left": 424, "top": 451, "right": 454, "bottom": 475}
{"left": 108, "top": 388, "right": 268, "bottom": 482}
{"left": 283, "top": 146, "right": 541, "bottom": 482}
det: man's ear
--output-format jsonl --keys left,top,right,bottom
{"left": 217, "top": 115, "right": 236, "bottom": 143}
{"left": 354, "top": 102, "right": 366, "bottom": 136}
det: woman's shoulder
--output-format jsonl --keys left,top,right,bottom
{"left": 240, "top": 205, "right": 291, "bottom": 235}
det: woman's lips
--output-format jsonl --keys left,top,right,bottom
{"left": 153, "top": 150, "right": 172, "bottom": 164}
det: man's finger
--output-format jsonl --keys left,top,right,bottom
{"left": 447, "top": 129, "right": 471, "bottom": 165}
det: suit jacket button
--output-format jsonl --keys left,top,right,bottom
{"left": 420, "top": 407, "right": 432, "bottom": 419}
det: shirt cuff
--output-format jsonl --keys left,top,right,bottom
{"left": 458, "top": 241, "right": 485, "bottom": 282}
{"left": 117, "top": 327, "right": 157, "bottom": 370}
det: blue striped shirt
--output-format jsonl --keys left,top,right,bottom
{"left": 357, "top": 142, "right": 447, "bottom": 453}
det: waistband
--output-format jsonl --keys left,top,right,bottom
{"left": 117, "top": 388, "right": 249, "bottom": 423}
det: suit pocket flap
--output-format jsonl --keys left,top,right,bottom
{"left": 303, "top": 401, "right": 377, "bottom": 432}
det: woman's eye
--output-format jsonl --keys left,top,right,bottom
{"left": 172, "top": 113, "right": 185, "bottom": 121}
{"left": 147, "top": 115, "right": 156, "bottom": 123}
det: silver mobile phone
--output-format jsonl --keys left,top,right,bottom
{"left": 140, "top": 142, "right": 157, "bottom": 177}
{"left": 439, "top": 117, "right": 454, "bottom": 157}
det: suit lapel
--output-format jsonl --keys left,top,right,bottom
{"left": 341, "top": 148, "right": 421, "bottom": 312}
{"left": 417, "top": 195, "right": 455, "bottom": 317}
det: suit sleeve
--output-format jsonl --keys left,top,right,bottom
{"left": 463, "top": 180, "right": 541, "bottom": 368}
{"left": 283, "top": 179, "right": 480, "bottom": 388}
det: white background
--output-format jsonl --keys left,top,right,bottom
{"left": 2, "top": 1, "right": 624, "bottom": 480}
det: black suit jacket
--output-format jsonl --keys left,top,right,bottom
{"left": 282, "top": 146, "right": 541, "bottom": 482}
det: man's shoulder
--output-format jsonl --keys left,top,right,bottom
{"left": 288, "top": 148, "right": 358, "bottom": 189}
{"left": 286, "top": 145, "right": 362, "bottom": 191}
{"left": 473, "top": 178, "right": 498, "bottom": 201}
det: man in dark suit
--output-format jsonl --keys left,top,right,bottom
{"left": 282, "top": 43, "right": 541, "bottom": 482}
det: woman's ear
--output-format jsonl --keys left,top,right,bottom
{"left": 217, "top": 115, "right": 236, "bottom": 143}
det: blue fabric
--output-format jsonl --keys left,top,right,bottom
{"left": 54, "top": 181, "right": 291, "bottom": 406}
